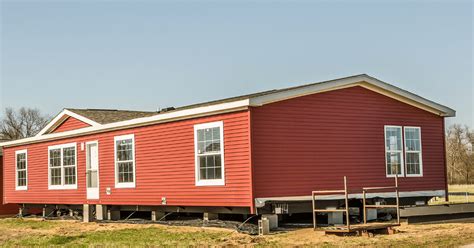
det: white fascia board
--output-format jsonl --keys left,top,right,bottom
{"left": 249, "top": 75, "right": 456, "bottom": 117}
{"left": 1, "top": 99, "right": 250, "bottom": 147}
{"left": 36, "top": 109, "right": 101, "bottom": 136}
{"left": 362, "top": 76, "right": 456, "bottom": 117}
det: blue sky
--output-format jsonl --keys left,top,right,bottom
{"left": 0, "top": 1, "right": 472, "bottom": 127}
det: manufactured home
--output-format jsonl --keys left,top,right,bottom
{"left": 0, "top": 74, "right": 455, "bottom": 222}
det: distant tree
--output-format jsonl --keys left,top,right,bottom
{"left": 0, "top": 107, "right": 50, "bottom": 140}
{"left": 446, "top": 124, "right": 474, "bottom": 184}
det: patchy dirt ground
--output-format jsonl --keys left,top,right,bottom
{"left": 1, "top": 218, "right": 474, "bottom": 247}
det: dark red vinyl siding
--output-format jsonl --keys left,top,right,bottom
{"left": 3, "top": 111, "right": 252, "bottom": 209}
{"left": 1, "top": 156, "right": 18, "bottom": 215}
{"left": 51, "top": 116, "right": 91, "bottom": 133}
{"left": 251, "top": 86, "right": 446, "bottom": 198}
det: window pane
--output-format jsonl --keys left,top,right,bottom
{"left": 406, "top": 152, "right": 421, "bottom": 175}
{"left": 63, "top": 147, "right": 76, "bottom": 166}
{"left": 205, "top": 128, "right": 212, "bottom": 140}
{"left": 17, "top": 170, "right": 26, "bottom": 186}
{"left": 386, "top": 152, "right": 402, "bottom": 175}
{"left": 198, "top": 154, "right": 222, "bottom": 180}
{"left": 197, "top": 127, "right": 221, "bottom": 155}
{"left": 118, "top": 161, "right": 134, "bottom": 183}
{"left": 116, "top": 139, "right": 133, "bottom": 161}
{"left": 405, "top": 128, "right": 421, "bottom": 151}
{"left": 197, "top": 129, "right": 205, "bottom": 142}
{"left": 212, "top": 127, "right": 220, "bottom": 140}
{"left": 16, "top": 153, "right": 26, "bottom": 170}
{"left": 50, "top": 149, "right": 61, "bottom": 167}
{"left": 64, "top": 167, "right": 76, "bottom": 185}
{"left": 50, "top": 168, "right": 62, "bottom": 185}
{"left": 385, "top": 127, "right": 402, "bottom": 151}
{"left": 87, "top": 170, "right": 98, "bottom": 188}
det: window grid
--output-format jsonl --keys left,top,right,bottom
{"left": 48, "top": 144, "right": 77, "bottom": 189}
{"left": 16, "top": 151, "right": 27, "bottom": 189}
{"left": 115, "top": 135, "right": 135, "bottom": 187}
{"left": 197, "top": 126, "right": 223, "bottom": 181}
{"left": 385, "top": 126, "right": 404, "bottom": 177}
{"left": 195, "top": 121, "right": 225, "bottom": 186}
{"left": 405, "top": 127, "right": 423, "bottom": 176}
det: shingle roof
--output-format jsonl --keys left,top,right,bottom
{"left": 66, "top": 108, "right": 158, "bottom": 124}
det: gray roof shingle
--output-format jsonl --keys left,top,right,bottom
{"left": 66, "top": 108, "right": 158, "bottom": 124}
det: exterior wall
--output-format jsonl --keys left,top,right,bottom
{"left": 251, "top": 86, "right": 447, "bottom": 198}
{"left": 3, "top": 111, "right": 252, "bottom": 209}
{"left": 51, "top": 116, "right": 91, "bottom": 133}
{"left": 0, "top": 156, "right": 18, "bottom": 216}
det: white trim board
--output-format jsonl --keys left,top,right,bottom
{"left": 36, "top": 109, "right": 101, "bottom": 136}
{"left": 1, "top": 74, "right": 455, "bottom": 148}
{"left": 254, "top": 190, "right": 446, "bottom": 208}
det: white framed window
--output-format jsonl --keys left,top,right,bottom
{"left": 114, "top": 134, "right": 136, "bottom": 188}
{"left": 404, "top": 127, "right": 423, "bottom": 177}
{"left": 194, "top": 121, "right": 225, "bottom": 186}
{"left": 384, "top": 126, "right": 404, "bottom": 177}
{"left": 15, "top": 150, "right": 28, "bottom": 190}
{"left": 48, "top": 143, "right": 77, "bottom": 190}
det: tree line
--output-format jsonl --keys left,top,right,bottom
{"left": 0, "top": 107, "right": 473, "bottom": 185}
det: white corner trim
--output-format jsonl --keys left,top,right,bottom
{"left": 15, "top": 149, "right": 28, "bottom": 191}
{"left": 36, "top": 109, "right": 101, "bottom": 137}
{"left": 194, "top": 121, "right": 225, "bottom": 186}
{"left": 114, "top": 134, "right": 136, "bottom": 189}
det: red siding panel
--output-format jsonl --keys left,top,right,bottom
{"left": 1, "top": 156, "right": 17, "bottom": 215}
{"left": 3, "top": 111, "right": 252, "bottom": 208}
{"left": 51, "top": 116, "right": 91, "bottom": 133}
{"left": 251, "top": 86, "right": 447, "bottom": 198}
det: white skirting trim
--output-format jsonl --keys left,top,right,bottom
{"left": 254, "top": 190, "right": 445, "bottom": 208}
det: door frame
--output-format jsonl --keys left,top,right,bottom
{"left": 86, "top": 141, "right": 100, "bottom": 200}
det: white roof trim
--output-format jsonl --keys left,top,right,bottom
{"left": 1, "top": 74, "right": 455, "bottom": 148}
{"left": 36, "top": 109, "right": 101, "bottom": 136}
{"left": 249, "top": 74, "right": 455, "bottom": 117}
{"left": 1, "top": 99, "right": 250, "bottom": 147}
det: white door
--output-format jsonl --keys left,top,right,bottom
{"left": 86, "top": 142, "right": 99, "bottom": 200}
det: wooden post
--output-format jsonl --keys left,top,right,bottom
{"left": 344, "top": 176, "right": 350, "bottom": 231}
{"left": 395, "top": 174, "right": 400, "bottom": 225}
{"left": 362, "top": 189, "right": 367, "bottom": 224}
{"left": 312, "top": 192, "right": 316, "bottom": 230}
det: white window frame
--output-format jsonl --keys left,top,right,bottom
{"left": 15, "top": 150, "right": 28, "bottom": 191}
{"left": 114, "top": 134, "right": 136, "bottom": 188}
{"left": 384, "top": 125, "right": 405, "bottom": 177}
{"left": 404, "top": 126, "right": 423, "bottom": 177}
{"left": 194, "top": 121, "right": 225, "bottom": 186}
{"left": 48, "top": 143, "right": 78, "bottom": 190}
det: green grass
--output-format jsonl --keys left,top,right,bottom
{"left": 3, "top": 227, "right": 231, "bottom": 247}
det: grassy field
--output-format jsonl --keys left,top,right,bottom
{"left": 1, "top": 218, "right": 474, "bottom": 247}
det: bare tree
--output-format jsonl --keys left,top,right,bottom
{"left": 0, "top": 107, "right": 50, "bottom": 140}
{"left": 446, "top": 124, "right": 474, "bottom": 184}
